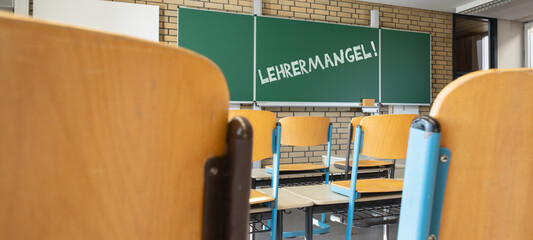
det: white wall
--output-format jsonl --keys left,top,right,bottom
{"left": 34, "top": 0, "right": 159, "bottom": 42}
{"left": 14, "top": 0, "right": 29, "bottom": 16}
{"left": 497, "top": 19, "right": 524, "bottom": 68}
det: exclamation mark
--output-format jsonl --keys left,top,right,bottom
{"left": 370, "top": 41, "right": 378, "bottom": 57}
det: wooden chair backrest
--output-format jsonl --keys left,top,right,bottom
{"left": 0, "top": 14, "right": 229, "bottom": 240}
{"left": 350, "top": 116, "right": 366, "bottom": 142}
{"left": 229, "top": 110, "right": 276, "bottom": 161}
{"left": 359, "top": 114, "right": 418, "bottom": 159}
{"left": 430, "top": 69, "right": 533, "bottom": 240}
{"left": 279, "top": 117, "right": 330, "bottom": 146}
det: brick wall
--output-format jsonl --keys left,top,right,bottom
{"left": 81, "top": 0, "right": 453, "bottom": 165}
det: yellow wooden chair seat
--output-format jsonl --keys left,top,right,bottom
{"left": 335, "top": 159, "right": 394, "bottom": 168}
{"left": 249, "top": 189, "right": 275, "bottom": 205}
{"left": 331, "top": 178, "right": 403, "bottom": 193}
{"left": 265, "top": 163, "right": 328, "bottom": 172}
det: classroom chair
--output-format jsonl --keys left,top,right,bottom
{"left": 265, "top": 116, "right": 333, "bottom": 182}
{"left": 331, "top": 114, "right": 418, "bottom": 240}
{"left": 0, "top": 13, "right": 252, "bottom": 240}
{"left": 398, "top": 69, "right": 533, "bottom": 240}
{"left": 229, "top": 110, "right": 279, "bottom": 240}
{"left": 269, "top": 116, "right": 334, "bottom": 237}
{"left": 336, "top": 116, "right": 396, "bottom": 179}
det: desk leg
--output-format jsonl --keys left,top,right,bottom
{"left": 251, "top": 178, "right": 256, "bottom": 189}
{"left": 250, "top": 224, "right": 255, "bottom": 240}
{"left": 390, "top": 160, "right": 396, "bottom": 178}
{"left": 382, "top": 224, "right": 389, "bottom": 240}
{"left": 305, "top": 207, "right": 313, "bottom": 240}
{"left": 276, "top": 210, "right": 283, "bottom": 240}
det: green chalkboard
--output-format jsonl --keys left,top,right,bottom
{"left": 381, "top": 29, "right": 431, "bottom": 104}
{"left": 178, "top": 8, "right": 253, "bottom": 102}
{"left": 256, "top": 16, "right": 379, "bottom": 103}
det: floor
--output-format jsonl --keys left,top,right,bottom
{"left": 252, "top": 210, "right": 398, "bottom": 240}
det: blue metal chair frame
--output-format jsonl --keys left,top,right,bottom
{"left": 268, "top": 123, "right": 333, "bottom": 239}
{"left": 397, "top": 116, "right": 450, "bottom": 240}
{"left": 264, "top": 123, "right": 281, "bottom": 240}
{"left": 328, "top": 125, "right": 364, "bottom": 240}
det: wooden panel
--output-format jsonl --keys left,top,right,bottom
{"left": 229, "top": 110, "right": 276, "bottom": 161}
{"left": 332, "top": 179, "right": 403, "bottom": 193}
{"left": 249, "top": 189, "right": 274, "bottom": 205}
{"left": 335, "top": 160, "right": 394, "bottom": 168}
{"left": 265, "top": 163, "right": 328, "bottom": 172}
{"left": 0, "top": 13, "right": 229, "bottom": 240}
{"left": 279, "top": 117, "right": 330, "bottom": 146}
{"left": 350, "top": 116, "right": 366, "bottom": 142}
{"left": 430, "top": 69, "right": 533, "bottom": 240}
{"left": 359, "top": 114, "right": 417, "bottom": 159}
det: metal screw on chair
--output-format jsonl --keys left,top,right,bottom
{"left": 440, "top": 154, "right": 448, "bottom": 163}
{"left": 428, "top": 234, "right": 437, "bottom": 240}
{"left": 210, "top": 167, "right": 218, "bottom": 175}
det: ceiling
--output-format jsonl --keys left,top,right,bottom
{"left": 365, "top": 0, "right": 533, "bottom": 22}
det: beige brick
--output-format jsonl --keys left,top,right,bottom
{"left": 295, "top": 1, "right": 310, "bottom": 8}
{"left": 326, "top": 16, "right": 340, "bottom": 22}
{"left": 311, "top": 3, "right": 326, "bottom": 9}
{"left": 295, "top": 12, "right": 310, "bottom": 19}
{"left": 337, "top": 12, "right": 350, "bottom": 18}
{"left": 265, "top": 3, "right": 282, "bottom": 9}
{"left": 263, "top": 9, "right": 278, "bottom": 15}
{"left": 289, "top": 152, "right": 305, "bottom": 158}
{"left": 291, "top": 6, "right": 307, "bottom": 12}
{"left": 205, "top": 2, "right": 223, "bottom": 9}
{"left": 380, "top": 6, "right": 392, "bottom": 12}
{"left": 314, "top": 0, "right": 329, "bottom": 4}
{"left": 327, "top": 5, "right": 340, "bottom": 11}
{"left": 279, "top": 0, "right": 295, "bottom": 6}
{"left": 224, "top": 4, "right": 243, "bottom": 11}
{"left": 184, "top": 0, "right": 203, "bottom": 7}
{"left": 315, "top": 9, "right": 329, "bottom": 15}
{"left": 294, "top": 112, "right": 310, "bottom": 116}
{"left": 359, "top": 4, "right": 372, "bottom": 10}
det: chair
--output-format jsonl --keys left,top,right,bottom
{"left": 229, "top": 110, "right": 278, "bottom": 239}
{"left": 0, "top": 13, "right": 252, "bottom": 240}
{"left": 331, "top": 114, "right": 417, "bottom": 240}
{"left": 266, "top": 116, "right": 333, "bottom": 182}
{"left": 336, "top": 116, "right": 396, "bottom": 179}
{"left": 398, "top": 69, "right": 533, "bottom": 240}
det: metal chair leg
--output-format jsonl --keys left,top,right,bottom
{"left": 383, "top": 224, "right": 389, "bottom": 240}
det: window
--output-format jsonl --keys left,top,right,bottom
{"left": 0, "top": 0, "right": 13, "bottom": 13}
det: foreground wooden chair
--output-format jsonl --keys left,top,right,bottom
{"left": 331, "top": 114, "right": 417, "bottom": 240}
{"left": 0, "top": 13, "right": 252, "bottom": 240}
{"left": 398, "top": 69, "right": 533, "bottom": 240}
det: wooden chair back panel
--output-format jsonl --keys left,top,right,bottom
{"left": 350, "top": 116, "right": 366, "bottom": 142}
{"left": 229, "top": 110, "right": 276, "bottom": 161}
{"left": 279, "top": 117, "right": 330, "bottom": 146}
{"left": 430, "top": 69, "right": 533, "bottom": 240}
{"left": 359, "top": 114, "right": 417, "bottom": 159}
{"left": 0, "top": 14, "right": 228, "bottom": 240}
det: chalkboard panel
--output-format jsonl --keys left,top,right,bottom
{"left": 381, "top": 29, "right": 431, "bottom": 104}
{"left": 255, "top": 16, "right": 379, "bottom": 104}
{"left": 178, "top": 8, "right": 253, "bottom": 102}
